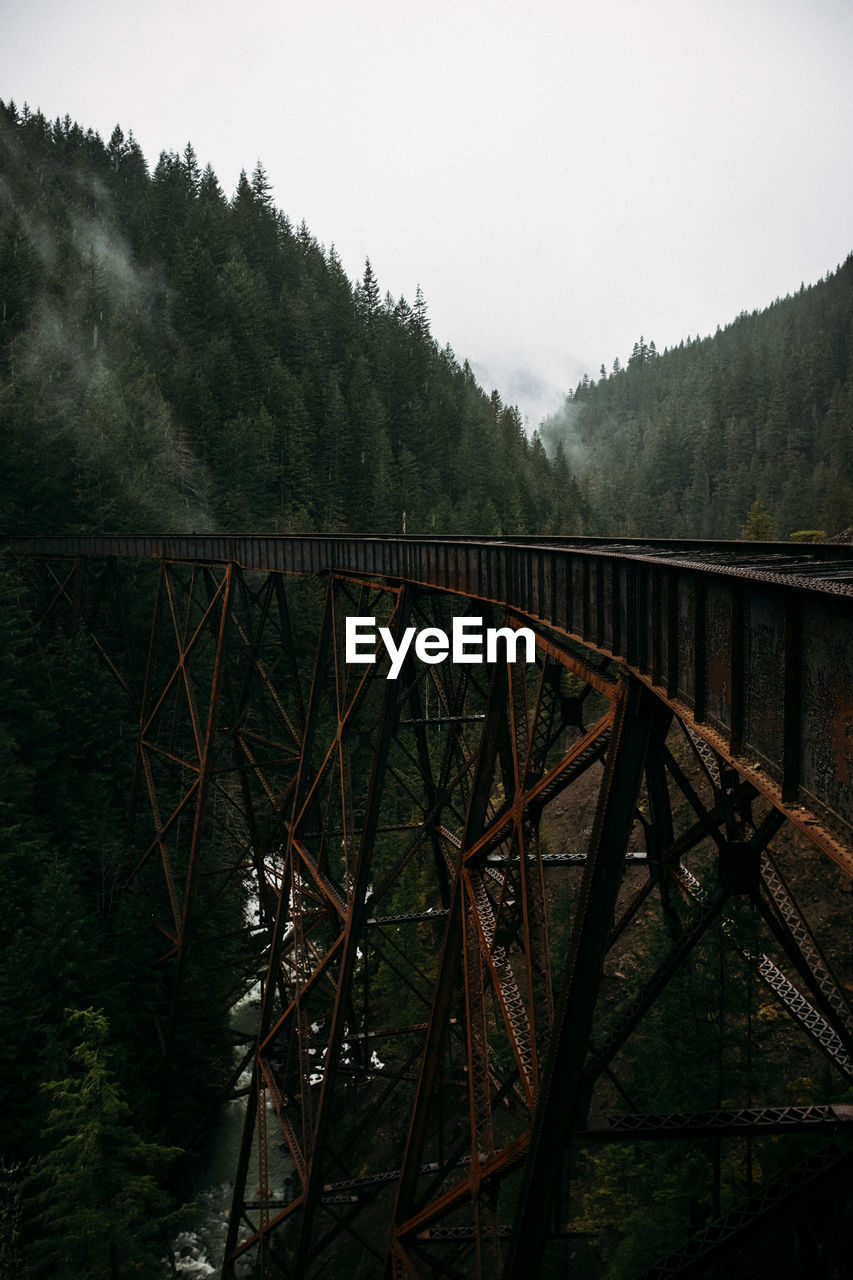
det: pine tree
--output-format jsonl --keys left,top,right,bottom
{"left": 250, "top": 159, "right": 273, "bottom": 206}
{"left": 25, "top": 1009, "right": 184, "bottom": 1279}
{"left": 740, "top": 496, "right": 775, "bottom": 540}
{"left": 411, "top": 284, "right": 430, "bottom": 341}
{"left": 106, "top": 125, "right": 126, "bottom": 174}
{"left": 356, "top": 257, "right": 381, "bottom": 326}
{"left": 181, "top": 142, "right": 201, "bottom": 198}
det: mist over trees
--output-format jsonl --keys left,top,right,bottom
{"left": 4, "top": 98, "right": 853, "bottom": 550}
{"left": 542, "top": 264, "right": 853, "bottom": 540}
{"left": 0, "top": 99, "right": 588, "bottom": 539}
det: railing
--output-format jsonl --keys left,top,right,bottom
{"left": 8, "top": 533, "right": 853, "bottom": 867}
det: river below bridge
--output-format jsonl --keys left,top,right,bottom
{"left": 166, "top": 988, "right": 257, "bottom": 1278}
{"left": 167, "top": 984, "right": 295, "bottom": 1278}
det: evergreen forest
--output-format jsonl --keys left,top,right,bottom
{"left": 543, "top": 261, "right": 853, "bottom": 540}
{"left": 0, "top": 99, "right": 585, "bottom": 541}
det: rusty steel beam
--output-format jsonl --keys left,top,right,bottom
{"left": 9, "top": 533, "right": 853, "bottom": 876}
{"left": 387, "top": 654, "right": 512, "bottom": 1274}
{"left": 9, "top": 537, "right": 853, "bottom": 1278}
{"left": 577, "top": 1103, "right": 853, "bottom": 1143}
{"left": 290, "top": 585, "right": 413, "bottom": 1273}
{"left": 243, "top": 1099, "right": 853, "bottom": 1193}
{"left": 505, "top": 678, "right": 659, "bottom": 1280}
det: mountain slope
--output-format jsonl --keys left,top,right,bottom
{"left": 543, "top": 257, "right": 853, "bottom": 539}
{"left": 0, "top": 99, "right": 587, "bottom": 537}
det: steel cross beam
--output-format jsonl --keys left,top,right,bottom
{"left": 9, "top": 533, "right": 853, "bottom": 874}
{"left": 8, "top": 538, "right": 853, "bottom": 1279}
{"left": 504, "top": 678, "right": 659, "bottom": 1279}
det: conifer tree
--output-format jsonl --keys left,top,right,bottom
{"left": 740, "top": 496, "right": 775, "bottom": 540}
{"left": 25, "top": 1009, "right": 184, "bottom": 1280}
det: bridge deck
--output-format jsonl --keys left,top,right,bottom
{"left": 6, "top": 533, "right": 853, "bottom": 870}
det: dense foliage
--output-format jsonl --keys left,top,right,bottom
{"left": 0, "top": 98, "right": 587, "bottom": 539}
{"left": 0, "top": 557, "right": 205, "bottom": 1275}
{"left": 543, "top": 263, "right": 853, "bottom": 539}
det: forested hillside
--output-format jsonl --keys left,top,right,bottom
{"left": 0, "top": 98, "right": 586, "bottom": 539}
{"left": 0, "top": 564, "right": 216, "bottom": 1276}
{"left": 0, "top": 97, "right": 591, "bottom": 1278}
{"left": 543, "top": 258, "right": 853, "bottom": 539}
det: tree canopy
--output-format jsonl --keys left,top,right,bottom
{"left": 542, "top": 261, "right": 853, "bottom": 539}
{"left": 0, "top": 98, "right": 588, "bottom": 540}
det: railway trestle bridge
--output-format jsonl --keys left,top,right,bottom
{"left": 7, "top": 533, "right": 853, "bottom": 1279}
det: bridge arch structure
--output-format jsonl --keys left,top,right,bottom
{"left": 7, "top": 533, "right": 853, "bottom": 1279}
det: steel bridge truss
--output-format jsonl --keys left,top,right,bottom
{"left": 17, "top": 549, "right": 853, "bottom": 1280}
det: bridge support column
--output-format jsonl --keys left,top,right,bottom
{"left": 506, "top": 675, "right": 658, "bottom": 1280}
{"left": 12, "top": 542, "right": 853, "bottom": 1278}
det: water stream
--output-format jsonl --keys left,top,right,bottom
{"left": 168, "top": 887, "right": 295, "bottom": 1277}
{"left": 168, "top": 989, "right": 259, "bottom": 1278}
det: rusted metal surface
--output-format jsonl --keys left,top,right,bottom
{"left": 8, "top": 534, "right": 853, "bottom": 1277}
{"left": 8, "top": 533, "right": 853, "bottom": 873}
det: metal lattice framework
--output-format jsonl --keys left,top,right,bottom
{"left": 8, "top": 534, "right": 853, "bottom": 1280}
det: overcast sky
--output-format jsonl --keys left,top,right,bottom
{"left": 2, "top": 0, "right": 852, "bottom": 427}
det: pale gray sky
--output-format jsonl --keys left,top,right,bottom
{"left": 2, "top": 0, "right": 852, "bottom": 427}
